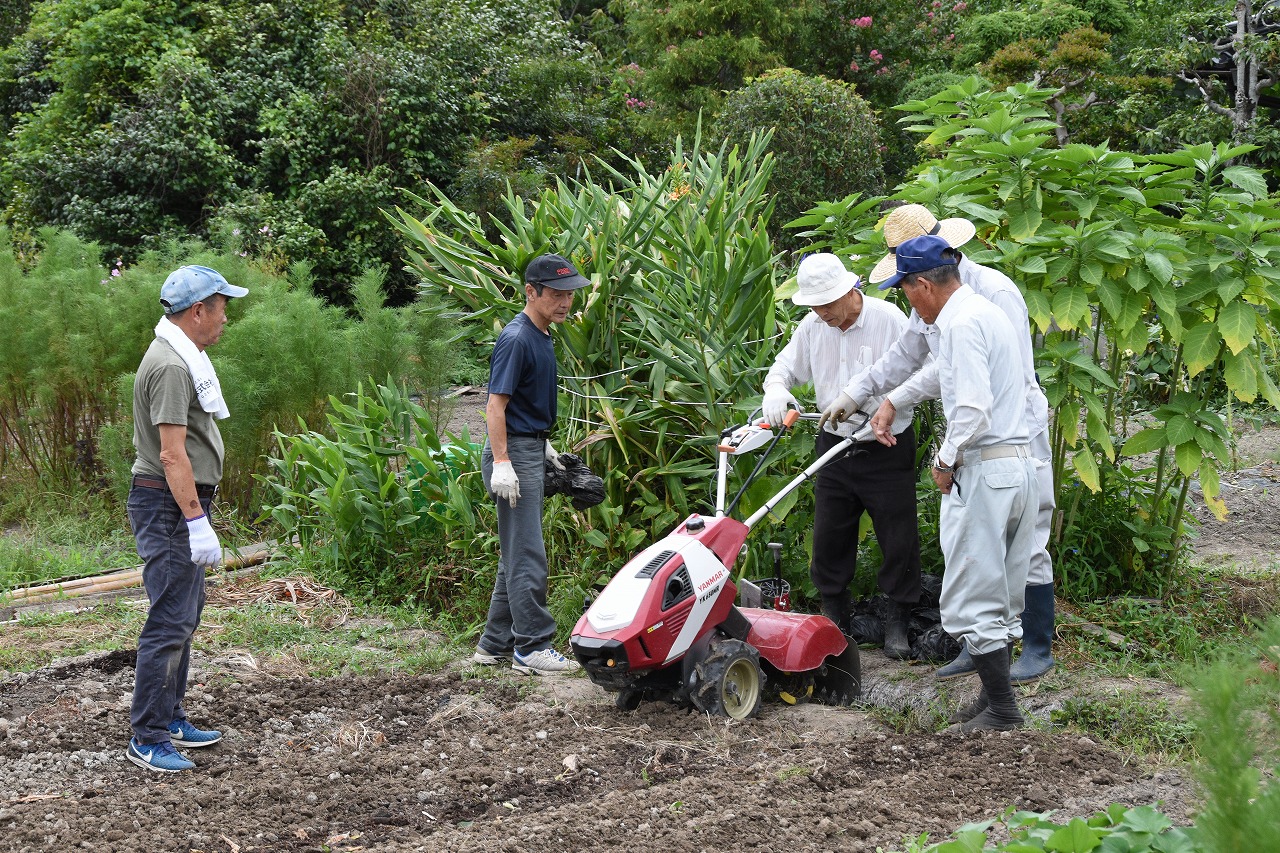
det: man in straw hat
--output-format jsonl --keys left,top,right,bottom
{"left": 760, "top": 253, "right": 921, "bottom": 659}
{"left": 868, "top": 234, "right": 1038, "bottom": 731}
{"left": 819, "top": 204, "right": 1056, "bottom": 685}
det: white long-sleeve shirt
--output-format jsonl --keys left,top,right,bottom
{"left": 934, "top": 285, "right": 1029, "bottom": 464}
{"left": 842, "top": 257, "right": 1049, "bottom": 440}
{"left": 764, "top": 295, "right": 915, "bottom": 438}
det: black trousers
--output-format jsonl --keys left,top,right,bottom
{"left": 810, "top": 428, "right": 922, "bottom": 604}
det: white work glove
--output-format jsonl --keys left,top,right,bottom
{"left": 545, "top": 440, "right": 565, "bottom": 471}
{"left": 761, "top": 385, "right": 799, "bottom": 427}
{"left": 185, "top": 514, "right": 221, "bottom": 568}
{"left": 817, "top": 391, "right": 857, "bottom": 433}
{"left": 490, "top": 460, "right": 521, "bottom": 508}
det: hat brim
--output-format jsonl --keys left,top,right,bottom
{"left": 536, "top": 273, "right": 591, "bottom": 291}
{"left": 866, "top": 216, "right": 977, "bottom": 283}
{"left": 791, "top": 271, "right": 859, "bottom": 307}
{"left": 878, "top": 270, "right": 908, "bottom": 290}
{"left": 219, "top": 283, "right": 250, "bottom": 299}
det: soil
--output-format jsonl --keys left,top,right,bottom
{"left": 0, "top": 399, "right": 1275, "bottom": 853}
{"left": 0, "top": 648, "right": 1197, "bottom": 853}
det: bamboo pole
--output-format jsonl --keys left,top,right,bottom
{"left": 4, "top": 544, "right": 273, "bottom": 604}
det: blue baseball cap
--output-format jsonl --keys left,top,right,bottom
{"left": 160, "top": 265, "right": 249, "bottom": 314}
{"left": 878, "top": 235, "right": 961, "bottom": 290}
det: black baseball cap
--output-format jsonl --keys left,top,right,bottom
{"left": 524, "top": 254, "right": 591, "bottom": 290}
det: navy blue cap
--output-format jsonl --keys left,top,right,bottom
{"left": 878, "top": 235, "right": 960, "bottom": 289}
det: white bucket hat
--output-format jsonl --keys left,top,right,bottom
{"left": 867, "top": 204, "right": 977, "bottom": 283}
{"left": 791, "top": 253, "right": 861, "bottom": 307}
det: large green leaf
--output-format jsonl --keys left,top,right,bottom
{"left": 1179, "top": 322, "right": 1220, "bottom": 377}
{"left": 1121, "top": 428, "right": 1168, "bottom": 456}
{"left": 1073, "top": 447, "right": 1100, "bottom": 492}
{"left": 1217, "top": 301, "right": 1256, "bottom": 355}
{"left": 1174, "top": 441, "right": 1202, "bottom": 477}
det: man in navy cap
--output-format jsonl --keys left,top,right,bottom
{"left": 827, "top": 236, "right": 1037, "bottom": 732}
{"left": 127, "top": 264, "right": 247, "bottom": 772}
{"left": 472, "top": 254, "right": 591, "bottom": 676}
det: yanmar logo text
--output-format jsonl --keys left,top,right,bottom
{"left": 697, "top": 569, "right": 725, "bottom": 593}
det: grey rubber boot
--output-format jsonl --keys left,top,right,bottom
{"left": 935, "top": 645, "right": 976, "bottom": 680}
{"left": 820, "top": 590, "right": 852, "bottom": 636}
{"left": 961, "top": 647, "right": 1025, "bottom": 732}
{"left": 1009, "top": 583, "right": 1056, "bottom": 684}
{"left": 883, "top": 599, "right": 912, "bottom": 660}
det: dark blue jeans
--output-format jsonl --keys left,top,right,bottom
{"left": 127, "top": 484, "right": 211, "bottom": 745}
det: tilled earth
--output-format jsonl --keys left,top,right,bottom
{"left": 0, "top": 645, "right": 1195, "bottom": 853}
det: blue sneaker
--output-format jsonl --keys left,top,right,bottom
{"left": 127, "top": 738, "right": 195, "bottom": 773}
{"left": 169, "top": 719, "right": 223, "bottom": 747}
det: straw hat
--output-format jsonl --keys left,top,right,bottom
{"left": 791, "top": 253, "right": 861, "bottom": 307}
{"left": 867, "top": 205, "right": 977, "bottom": 283}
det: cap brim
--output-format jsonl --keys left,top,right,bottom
{"left": 791, "top": 271, "right": 859, "bottom": 306}
{"left": 219, "top": 283, "right": 249, "bottom": 299}
{"left": 538, "top": 273, "right": 591, "bottom": 291}
{"left": 878, "top": 271, "right": 907, "bottom": 290}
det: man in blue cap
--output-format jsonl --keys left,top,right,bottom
{"left": 824, "top": 236, "right": 1037, "bottom": 732}
{"left": 127, "top": 264, "right": 247, "bottom": 772}
{"left": 472, "top": 254, "right": 590, "bottom": 676}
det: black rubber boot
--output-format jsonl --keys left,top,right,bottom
{"left": 1009, "top": 583, "right": 1056, "bottom": 684}
{"left": 883, "top": 599, "right": 912, "bottom": 660}
{"left": 962, "top": 646, "right": 1025, "bottom": 732}
{"left": 820, "top": 590, "right": 852, "bottom": 636}
{"left": 948, "top": 644, "right": 1011, "bottom": 723}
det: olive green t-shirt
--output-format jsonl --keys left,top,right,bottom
{"left": 131, "top": 337, "right": 225, "bottom": 485}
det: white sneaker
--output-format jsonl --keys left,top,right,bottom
{"left": 471, "top": 647, "right": 510, "bottom": 666}
{"left": 512, "top": 648, "right": 581, "bottom": 676}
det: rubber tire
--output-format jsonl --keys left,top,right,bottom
{"left": 615, "top": 690, "right": 643, "bottom": 712}
{"left": 691, "top": 638, "right": 763, "bottom": 720}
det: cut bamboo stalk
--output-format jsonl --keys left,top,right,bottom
{"left": 4, "top": 544, "right": 273, "bottom": 604}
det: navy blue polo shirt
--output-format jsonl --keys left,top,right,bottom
{"left": 487, "top": 312, "right": 557, "bottom": 436}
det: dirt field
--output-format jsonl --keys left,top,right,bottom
{"left": 0, "top": 401, "right": 1274, "bottom": 852}
{"left": 0, "top": 645, "right": 1198, "bottom": 853}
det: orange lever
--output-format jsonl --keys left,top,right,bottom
{"left": 782, "top": 409, "right": 800, "bottom": 428}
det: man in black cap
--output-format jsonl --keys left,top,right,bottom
{"left": 835, "top": 235, "right": 1037, "bottom": 731}
{"left": 472, "top": 254, "right": 590, "bottom": 676}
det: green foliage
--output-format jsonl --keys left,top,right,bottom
{"left": 1051, "top": 690, "right": 1196, "bottom": 758}
{"left": 1190, "top": 618, "right": 1280, "bottom": 853}
{"left": 716, "top": 68, "right": 884, "bottom": 251}
{"left": 896, "top": 805, "right": 1200, "bottom": 853}
{"left": 789, "top": 78, "right": 1280, "bottom": 598}
{"left": 0, "top": 481, "right": 137, "bottom": 591}
{"left": 0, "top": 228, "right": 460, "bottom": 519}
{"left": 394, "top": 131, "right": 805, "bottom": 588}
{"left": 259, "top": 382, "right": 495, "bottom": 606}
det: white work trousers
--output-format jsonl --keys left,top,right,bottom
{"left": 1028, "top": 427, "right": 1055, "bottom": 587}
{"left": 939, "top": 455, "right": 1038, "bottom": 656}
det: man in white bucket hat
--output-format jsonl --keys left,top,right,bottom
{"left": 760, "top": 253, "right": 922, "bottom": 659}
{"left": 819, "top": 204, "right": 1057, "bottom": 685}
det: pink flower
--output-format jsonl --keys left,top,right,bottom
{"left": 932, "top": 0, "right": 941, "bottom": 6}
{"left": 953, "top": 1, "right": 967, "bottom": 9}
{"left": 849, "top": 61, "right": 860, "bottom": 71}
{"left": 876, "top": 67, "right": 890, "bottom": 75}
{"left": 111, "top": 268, "right": 121, "bottom": 277}
{"left": 854, "top": 16, "right": 872, "bottom": 28}
{"left": 927, "top": 11, "right": 934, "bottom": 19}
{"left": 869, "top": 49, "right": 883, "bottom": 62}
{"left": 946, "top": 33, "right": 955, "bottom": 40}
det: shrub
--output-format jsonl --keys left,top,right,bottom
{"left": 717, "top": 68, "right": 884, "bottom": 252}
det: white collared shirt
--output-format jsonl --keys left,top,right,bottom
{"left": 764, "top": 295, "right": 914, "bottom": 438}
{"left": 844, "top": 257, "right": 1048, "bottom": 437}
{"left": 933, "top": 285, "right": 1029, "bottom": 464}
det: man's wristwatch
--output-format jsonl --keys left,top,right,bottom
{"left": 932, "top": 456, "right": 955, "bottom": 474}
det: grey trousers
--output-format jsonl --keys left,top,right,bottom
{"left": 479, "top": 437, "right": 557, "bottom": 656}
{"left": 938, "top": 455, "right": 1038, "bottom": 656}
{"left": 1028, "top": 427, "right": 1056, "bottom": 586}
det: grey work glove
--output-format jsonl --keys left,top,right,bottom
{"left": 761, "top": 385, "right": 799, "bottom": 428}
{"left": 490, "top": 460, "right": 521, "bottom": 508}
{"left": 817, "top": 391, "right": 857, "bottom": 434}
{"left": 545, "top": 440, "right": 565, "bottom": 471}
{"left": 186, "top": 513, "right": 221, "bottom": 568}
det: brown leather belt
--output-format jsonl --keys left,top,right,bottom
{"left": 132, "top": 476, "right": 217, "bottom": 499}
